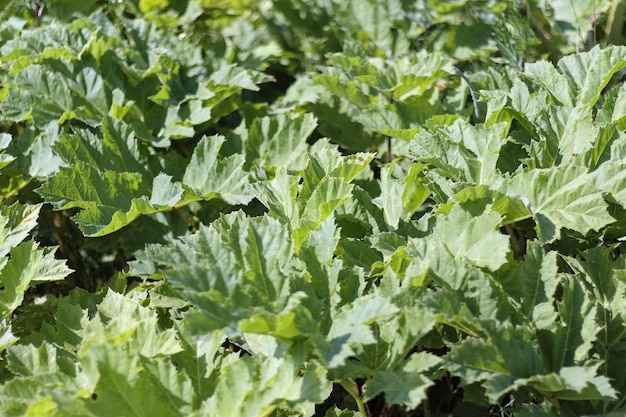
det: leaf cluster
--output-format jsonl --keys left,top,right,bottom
{"left": 0, "top": 1, "right": 625, "bottom": 417}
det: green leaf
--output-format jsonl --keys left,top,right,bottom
{"left": 322, "top": 293, "right": 398, "bottom": 369}
{"left": 1, "top": 57, "right": 108, "bottom": 127}
{"left": 6, "top": 344, "right": 59, "bottom": 377}
{"left": 452, "top": 185, "right": 531, "bottom": 225}
{"left": 406, "top": 237, "right": 478, "bottom": 291}
{"left": 253, "top": 149, "right": 374, "bottom": 249}
{"left": 0, "top": 203, "right": 41, "bottom": 257}
{"left": 0, "top": 290, "right": 195, "bottom": 416}
{"left": 35, "top": 116, "right": 194, "bottom": 236}
{"left": 209, "top": 64, "right": 274, "bottom": 92}
{"left": 336, "top": 238, "right": 382, "bottom": 274}
{"left": 566, "top": 246, "right": 626, "bottom": 305}
{"left": 343, "top": 0, "right": 407, "bottom": 56}
{"left": 313, "top": 74, "right": 374, "bottom": 108}
{"left": 0, "top": 203, "right": 71, "bottom": 320}
{"left": 38, "top": 131, "right": 251, "bottom": 236}
{"left": 522, "top": 46, "right": 626, "bottom": 111}
{"left": 528, "top": 366, "right": 616, "bottom": 401}
{"left": 183, "top": 135, "right": 252, "bottom": 205}
{"left": 0, "top": 21, "right": 95, "bottom": 70}
{"left": 444, "top": 321, "right": 545, "bottom": 401}
{"left": 201, "top": 354, "right": 331, "bottom": 417}
{"left": 363, "top": 354, "right": 437, "bottom": 408}
{"left": 243, "top": 113, "right": 317, "bottom": 173}
{"left": 74, "top": 346, "right": 191, "bottom": 417}
{"left": 432, "top": 204, "right": 509, "bottom": 271}
{"left": 138, "top": 213, "right": 310, "bottom": 339}
{"left": 557, "top": 46, "right": 626, "bottom": 109}
{"left": 37, "top": 161, "right": 156, "bottom": 236}
{"left": 498, "top": 165, "right": 612, "bottom": 243}
{"left": 16, "top": 122, "right": 66, "bottom": 179}
{"left": 536, "top": 275, "right": 596, "bottom": 372}
{"left": 596, "top": 84, "right": 626, "bottom": 130}
{"left": 377, "top": 166, "right": 410, "bottom": 229}
{"left": 588, "top": 159, "right": 626, "bottom": 207}
{"left": 0, "top": 241, "right": 71, "bottom": 318}
{"left": 495, "top": 241, "right": 558, "bottom": 324}
{"left": 357, "top": 102, "right": 425, "bottom": 140}
{"left": 410, "top": 120, "right": 506, "bottom": 185}
{"left": 0, "top": 133, "right": 15, "bottom": 168}
{"left": 324, "top": 407, "right": 360, "bottom": 417}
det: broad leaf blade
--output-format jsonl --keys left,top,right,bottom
{"left": 499, "top": 165, "right": 612, "bottom": 242}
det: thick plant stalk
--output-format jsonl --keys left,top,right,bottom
{"left": 606, "top": 0, "right": 626, "bottom": 45}
{"left": 339, "top": 379, "right": 371, "bottom": 417}
{"left": 454, "top": 66, "right": 480, "bottom": 120}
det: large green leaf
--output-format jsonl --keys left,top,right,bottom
{"left": 527, "top": 366, "right": 616, "bottom": 401}
{"left": 0, "top": 203, "right": 71, "bottom": 324}
{"left": 252, "top": 148, "right": 374, "bottom": 249}
{"left": 452, "top": 185, "right": 531, "bottom": 226}
{"left": 523, "top": 46, "right": 626, "bottom": 110}
{"left": 588, "top": 159, "right": 626, "bottom": 207}
{"left": 182, "top": 135, "right": 252, "bottom": 205}
{"left": 357, "top": 102, "right": 426, "bottom": 140}
{"left": 199, "top": 354, "right": 331, "bottom": 417}
{"left": 0, "top": 290, "right": 194, "bottom": 417}
{"left": 536, "top": 275, "right": 597, "bottom": 372}
{"left": 37, "top": 129, "right": 254, "bottom": 236}
{"left": 498, "top": 165, "right": 613, "bottom": 242}
{"left": 243, "top": 113, "right": 317, "bottom": 173}
{"left": 432, "top": 204, "right": 510, "bottom": 271}
{"left": 1, "top": 57, "right": 108, "bottom": 127}
{"left": 410, "top": 120, "right": 507, "bottom": 185}
{"left": 495, "top": 241, "right": 558, "bottom": 323}
{"left": 321, "top": 292, "right": 398, "bottom": 369}
{"left": 37, "top": 161, "right": 182, "bottom": 236}
{"left": 133, "top": 213, "right": 310, "bottom": 338}
{"left": 0, "top": 241, "right": 71, "bottom": 319}
{"left": 443, "top": 321, "right": 544, "bottom": 400}
{"left": 362, "top": 353, "right": 439, "bottom": 408}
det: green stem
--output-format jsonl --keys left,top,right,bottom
{"left": 606, "top": 0, "right": 626, "bottom": 45}
{"left": 526, "top": 6, "right": 563, "bottom": 63}
{"left": 339, "top": 379, "right": 371, "bottom": 417}
{"left": 173, "top": 206, "right": 199, "bottom": 231}
{"left": 260, "top": 405, "right": 278, "bottom": 417}
{"left": 610, "top": 392, "right": 626, "bottom": 412}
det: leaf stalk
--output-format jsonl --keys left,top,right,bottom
{"left": 339, "top": 379, "right": 371, "bottom": 417}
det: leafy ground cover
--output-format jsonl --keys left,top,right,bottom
{"left": 0, "top": 0, "right": 626, "bottom": 416}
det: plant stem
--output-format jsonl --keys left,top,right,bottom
{"left": 339, "top": 379, "right": 371, "bottom": 417}
{"left": 610, "top": 392, "right": 626, "bottom": 412}
{"left": 525, "top": 6, "right": 563, "bottom": 63}
{"left": 606, "top": 0, "right": 626, "bottom": 45}
{"left": 33, "top": 0, "right": 44, "bottom": 26}
{"left": 453, "top": 66, "right": 480, "bottom": 120}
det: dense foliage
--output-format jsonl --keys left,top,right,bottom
{"left": 0, "top": 0, "right": 625, "bottom": 415}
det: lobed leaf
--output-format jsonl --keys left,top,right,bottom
{"left": 498, "top": 165, "right": 613, "bottom": 243}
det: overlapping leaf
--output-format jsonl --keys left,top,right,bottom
{"left": 182, "top": 135, "right": 252, "bottom": 205}
{"left": 2, "top": 3, "right": 626, "bottom": 417}
{"left": 410, "top": 120, "right": 507, "bottom": 185}
{"left": 1, "top": 57, "right": 108, "bottom": 127}
{"left": 498, "top": 165, "right": 613, "bottom": 242}
{"left": 0, "top": 203, "right": 71, "bottom": 338}
{"left": 37, "top": 122, "right": 253, "bottom": 236}
{"left": 432, "top": 204, "right": 509, "bottom": 270}
{"left": 243, "top": 113, "right": 317, "bottom": 174}
{"left": 252, "top": 147, "right": 374, "bottom": 248}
